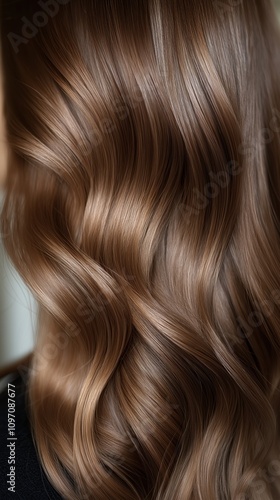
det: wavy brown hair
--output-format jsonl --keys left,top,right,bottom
{"left": 2, "top": 0, "right": 280, "bottom": 498}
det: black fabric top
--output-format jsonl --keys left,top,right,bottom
{"left": 0, "top": 372, "right": 63, "bottom": 499}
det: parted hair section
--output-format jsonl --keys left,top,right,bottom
{"left": 1, "top": 0, "right": 280, "bottom": 498}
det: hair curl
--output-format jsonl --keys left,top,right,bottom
{"left": 2, "top": 0, "right": 280, "bottom": 498}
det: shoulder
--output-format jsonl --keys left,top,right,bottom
{"left": 0, "top": 372, "right": 63, "bottom": 499}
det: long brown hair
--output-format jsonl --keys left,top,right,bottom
{"left": 1, "top": 0, "right": 280, "bottom": 498}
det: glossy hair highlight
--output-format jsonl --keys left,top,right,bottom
{"left": 2, "top": 0, "right": 280, "bottom": 498}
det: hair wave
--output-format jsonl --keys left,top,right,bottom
{"left": 2, "top": 0, "right": 280, "bottom": 498}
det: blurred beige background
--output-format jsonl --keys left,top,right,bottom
{"left": 0, "top": 0, "right": 280, "bottom": 373}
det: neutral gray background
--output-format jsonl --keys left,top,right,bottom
{"left": 0, "top": 193, "right": 37, "bottom": 369}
